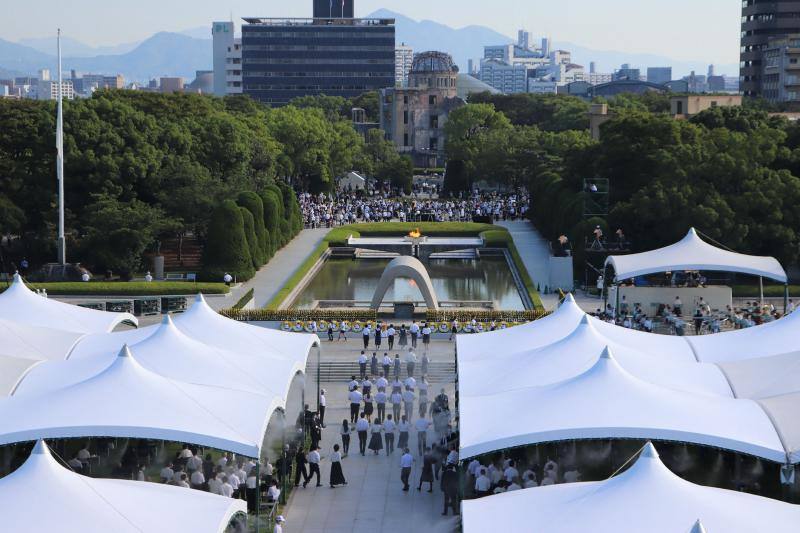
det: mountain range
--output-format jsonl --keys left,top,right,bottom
{"left": 0, "top": 10, "right": 737, "bottom": 83}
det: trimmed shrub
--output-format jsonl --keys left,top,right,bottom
{"left": 278, "top": 182, "right": 302, "bottom": 235}
{"left": 239, "top": 207, "right": 260, "bottom": 269}
{"left": 261, "top": 190, "right": 282, "bottom": 252}
{"left": 237, "top": 191, "right": 268, "bottom": 264}
{"left": 201, "top": 200, "right": 255, "bottom": 282}
{"left": 443, "top": 159, "right": 469, "bottom": 197}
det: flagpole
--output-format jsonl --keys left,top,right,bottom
{"left": 56, "top": 28, "right": 66, "bottom": 265}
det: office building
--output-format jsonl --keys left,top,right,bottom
{"left": 647, "top": 67, "right": 672, "bottom": 85}
{"left": 379, "top": 51, "right": 463, "bottom": 168}
{"left": 707, "top": 75, "right": 726, "bottom": 92}
{"left": 518, "top": 29, "right": 530, "bottom": 50}
{"left": 588, "top": 72, "right": 613, "bottom": 85}
{"left": 396, "top": 43, "right": 413, "bottom": 87}
{"left": 38, "top": 80, "right": 74, "bottom": 100}
{"left": 478, "top": 59, "right": 529, "bottom": 94}
{"left": 241, "top": 14, "right": 395, "bottom": 106}
{"left": 212, "top": 21, "right": 237, "bottom": 96}
{"left": 741, "top": 0, "right": 800, "bottom": 97}
{"left": 614, "top": 64, "right": 641, "bottom": 81}
{"left": 313, "top": 0, "right": 353, "bottom": 18}
{"left": 670, "top": 94, "right": 742, "bottom": 116}
{"left": 762, "top": 34, "right": 800, "bottom": 102}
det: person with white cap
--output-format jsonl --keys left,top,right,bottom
{"left": 274, "top": 515, "right": 285, "bottom": 533}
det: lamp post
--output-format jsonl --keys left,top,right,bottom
{"left": 56, "top": 28, "right": 66, "bottom": 265}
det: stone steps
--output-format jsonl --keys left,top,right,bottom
{"left": 306, "top": 361, "right": 455, "bottom": 383}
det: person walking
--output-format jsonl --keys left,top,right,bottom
{"left": 362, "top": 324, "right": 371, "bottom": 350}
{"left": 329, "top": 444, "right": 347, "bottom": 488}
{"left": 400, "top": 449, "right": 414, "bottom": 491}
{"left": 398, "top": 415, "right": 410, "bottom": 451}
{"left": 303, "top": 446, "right": 322, "bottom": 488}
{"left": 384, "top": 414, "right": 396, "bottom": 455}
{"left": 381, "top": 325, "right": 389, "bottom": 349}
{"left": 421, "top": 352, "right": 429, "bottom": 377}
{"left": 337, "top": 323, "right": 347, "bottom": 341}
{"left": 358, "top": 351, "right": 368, "bottom": 380}
{"left": 375, "top": 388, "right": 387, "bottom": 421}
{"left": 348, "top": 386, "right": 362, "bottom": 424}
{"left": 393, "top": 353, "right": 401, "bottom": 380}
{"left": 368, "top": 419, "right": 384, "bottom": 455}
{"left": 391, "top": 389, "right": 402, "bottom": 422}
{"left": 409, "top": 321, "right": 419, "bottom": 348}
{"left": 388, "top": 324, "right": 396, "bottom": 350}
{"left": 327, "top": 323, "right": 334, "bottom": 342}
{"left": 340, "top": 420, "right": 352, "bottom": 457}
{"left": 382, "top": 353, "right": 392, "bottom": 378}
{"left": 374, "top": 324, "right": 382, "bottom": 350}
{"left": 418, "top": 379, "right": 429, "bottom": 419}
{"left": 356, "top": 413, "right": 370, "bottom": 456}
{"left": 370, "top": 352, "right": 379, "bottom": 377}
{"left": 274, "top": 515, "right": 286, "bottom": 533}
{"left": 441, "top": 464, "right": 459, "bottom": 515}
{"left": 363, "top": 392, "right": 374, "bottom": 422}
{"left": 418, "top": 447, "right": 435, "bottom": 492}
{"left": 421, "top": 323, "right": 432, "bottom": 352}
{"left": 293, "top": 447, "right": 308, "bottom": 487}
{"left": 402, "top": 386, "right": 415, "bottom": 422}
{"left": 449, "top": 319, "right": 459, "bottom": 341}
{"left": 319, "top": 389, "right": 326, "bottom": 428}
{"left": 415, "top": 416, "right": 430, "bottom": 456}
{"left": 398, "top": 324, "right": 408, "bottom": 348}
{"left": 406, "top": 349, "right": 417, "bottom": 378}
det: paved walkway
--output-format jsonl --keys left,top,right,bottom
{"left": 218, "top": 228, "right": 329, "bottom": 310}
{"left": 284, "top": 339, "right": 459, "bottom": 533}
{"left": 496, "top": 220, "right": 553, "bottom": 299}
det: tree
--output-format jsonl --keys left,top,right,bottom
{"left": 378, "top": 155, "right": 414, "bottom": 194}
{"left": 350, "top": 91, "right": 379, "bottom": 122}
{"left": 237, "top": 191, "right": 268, "bottom": 262}
{"left": 444, "top": 103, "right": 513, "bottom": 185}
{"left": 201, "top": 200, "right": 255, "bottom": 281}
{"left": 239, "top": 206, "right": 260, "bottom": 269}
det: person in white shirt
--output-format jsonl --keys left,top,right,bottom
{"left": 68, "top": 457, "right": 83, "bottom": 470}
{"left": 329, "top": 444, "right": 347, "bottom": 487}
{"left": 504, "top": 460, "right": 519, "bottom": 483}
{"left": 375, "top": 388, "right": 387, "bottom": 421}
{"left": 405, "top": 348, "right": 417, "bottom": 378}
{"left": 358, "top": 351, "right": 368, "bottom": 379}
{"left": 208, "top": 475, "right": 223, "bottom": 494}
{"left": 404, "top": 375, "right": 416, "bottom": 391}
{"left": 387, "top": 325, "right": 396, "bottom": 350}
{"left": 348, "top": 386, "right": 363, "bottom": 424}
{"left": 415, "top": 416, "right": 430, "bottom": 456}
{"left": 506, "top": 479, "right": 522, "bottom": 491}
{"left": 397, "top": 416, "right": 411, "bottom": 450}
{"left": 474, "top": 468, "right": 491, "bottom": 496}
{"left": 400, "top": 449, "right": 414, "bottom": 491}
{"left": 467, "top": 458, "right": 481, "bottom": 478}
{"left": 355, "top": 414, "right": 370, "bottom": 456}
{"left": 383, "top": 414, "right": 397, "bottom": 454}
{"left": 217, "top": 454, "right": 229, "bottom": 469}
{"left": 391, "top": 389, "right": 403, "bottom": 421}
{"left": 409, "top": 321, "right": 420, "bottom": 348}
{"left": 77, "top": 446, "right": 92, "bottom": 462}
{"left": 362, "top": 377, "right": 373, "bottom": 396}
{"left": 267, "top": 480, "right": 281, "bottom": 502}
{"left": 177, "top": 473, "right": 190, "bottom": 488}
{"left": 246, "top": 472, "right": 259, "bottom": 512}
{"left": 402, "top": 386, "right": 415, "bottom": 421}
{"left": 382, "top": 354, "right": 392, "bottom": 377}
{"left": 190, "top": 469, "right": 206, "bottom": 489}
{"left": 186, "top": 453, "right": 202, "bottom": 473}
{"left": 563, "top": 468, "right": 582, "bottom": 483}
{"left": 179, "top": 445, "right": 193, "bottom": 460}
{"left": 446, "top": 445, "right": 458, "bottom": 466}
{"left": 304, "top": 446, "right": 322, "bottom": 488}
{"left": 349, "top": 374, "right": 359, "bottom": 392}
{"left": 523, "top": 472, "right": 538, "bottom": 488}
{"left": 274, "top": 515, "right": 285, "bottom": 533}
{"left": 376, "top": 373, "right": 389, "bottom": 390}
{"left": 362, "top": 325, "right": 371, "bottom": 350}
{"left": 421, "top": 324, "right": 432, "bottom": 351}
{"left": 160, "top": 463, "right": 174, "bottom": 483}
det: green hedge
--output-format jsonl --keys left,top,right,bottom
{"left": 201, "top": 199, "right": 255, "bottom": 282}
{"left": 221, "top": 308, "right": 377, "bottom": 321}
{"left": 0, "top": 282, "right": 230, "bottom": 296}
{"left": 426, "top": 309, "right": 550, "bottom": 322}
{"left": 232, "top": 288, "right": 255, "bottom": 309}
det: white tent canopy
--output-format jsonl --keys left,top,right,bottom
{"left": 604, "top": 228, "right": 788, "bottom": 283}
{"left": 15, "top": 315, "right": 290, "bottom": 398}
{"left": 0, "top": 440, "right": 246, "bottom": 533}
{"left": 456, "top": 294, "right": 696, "bottom": 364}
{"left": 459, "top": 315, "right": 733, "bottom": 398}
{"left": 459, "top": 347, "right": 786, "bottom": 461}
{"left": 461, "top": 442, "right": 800, "bottom": 533}
{"left": 0, "top": 355, "right": 42, "bottom": 397}
{"left": 0, "top": 345, "right": 277, "bottom": 457}
{"left": 0, "top": 273, "right": 137, "bottom": 333}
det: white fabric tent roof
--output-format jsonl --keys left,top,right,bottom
{"left": 0, "top": 355, "right": 42, "bottom": 397}
{"left": 757, "top": 392, "right": 800, "bottom": 464}
{"left": 459, "top": 347, "right": 786, "bottom": 461}
{"left": 605, "top": 228, "right": 788, "bottom": 282}
{"left": 0, "top": 317, "right": 85, "bottom": 361}
{"left": 461, "top": 442, "right": 800, "bottom": 533}
{"left": 174, "top": 294, "right": 318, "bottom": 369}
{"left": 0, "top": 274, "right": 137, "bottom": 333}
{"left": 0, "top": 440, "right": 245, "bottom": 533}
{"left": 687, "top": 309, "right": 800, "bottom": 364}
{"left": 459, "top": 315, "right": 733, "bottom": 398}
{"left": 0, "top": 345, "right": 277, "bottom": 457}
{"left": 717, "top": 352, "right": 800, "bottom": 400}
{"left": 456, "top": 294, "right": 696, "bottom": 364}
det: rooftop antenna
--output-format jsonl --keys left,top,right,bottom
{"left": 56, "top": 28, "right": 66, "bottom": 266}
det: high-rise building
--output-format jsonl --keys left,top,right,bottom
{"left": 212, "top": 21, "right": 236, "bottom": 96}
{"left": 313, "top": 0, "right": 354, "bottom": 18}
{"left": 589, "top": 62, "right": 596, "bottom": 74}
{"left": 646, "top": 67, "right": 672, "bottom": 85}
{"left": 241, "top": 14, "right": 395, "bottom": 106}
{"left": 741, "top": 1, "right": 800, "bottom": 97}
{"left": 37, "top": 80, "right": 74, "bottom": 100}
{"left": 396, "top": 43, "right": 413, "bottom": 87}
{"left": 762, "top": 34, "right": 800, "bottom": 102}
{"left": 518, "top": 29, "right": 530, "bottom": 50}
{"left": 614, "top": 65, "right": 641, "bottom": 81}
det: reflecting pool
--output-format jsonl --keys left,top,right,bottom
{"left": 292, "top": 256, "right": 524, "bottom": 310}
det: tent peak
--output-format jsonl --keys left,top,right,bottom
{"left": 195, "top": 293, "right": 206, "bottom": 304}
{"left": 689, "top": 519, "right": 706, "bottom": 533}
{"left": 639, "top": 441, "right": 659, "bottom": 460}
{"left": 579, "top": 314, "right": 591, "bottom": 325}
{"left": 161, "top": 314, "right": 175, "bottom": 326}
{"left": 563, "top": 293, "right": 575, "bottom": 303}
{"left": 599, "top": 345, "right": 614, "bottom": 360}
{"left": 31, "top": 439, "right": 50, "bottom": 455}
{"left": 117, "top": 345, "right": 132, "bottom": 358}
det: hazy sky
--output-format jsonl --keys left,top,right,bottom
{"left": 3, "top": 0, "right": 740, "bottom": 64}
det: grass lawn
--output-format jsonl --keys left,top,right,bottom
{"left": 265, "top": 222, "right": 544, "bottom": 310}
{"left": 732, "top": 285, "right": 800, "bottom": 297}
{"left": 0, "top": 281, "right": 230, "bottom": 296}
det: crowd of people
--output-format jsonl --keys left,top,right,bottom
{"left": 466, "top": 454, "right": 581, "bottom": 498}
{"left": 298, "top": 190, "right": 530, "bottom": 228}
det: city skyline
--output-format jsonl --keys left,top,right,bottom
{"left": 2, "top": 0, "right": 740, "bottom": 67}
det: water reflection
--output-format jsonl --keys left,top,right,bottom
{"left": 293, "top": 257, "right": 524, "bottom": 310}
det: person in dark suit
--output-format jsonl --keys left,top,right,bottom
{"left": 441, "top": 464, "right": 459, "bottom": 516}
{"left": 293, "top": 447, "right": 308, "bottom": 487}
